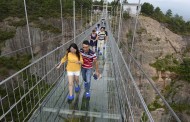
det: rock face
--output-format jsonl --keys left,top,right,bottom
{"left": 169, "top": 81, "right": 190, "bottom": 104}
{"left": 0, "top": 17, "right": 82, "bottom": 58}
{"left": 0, "top": 17, "right": 84, "bottom": 81}
{"left": 120, "top": 16, "right": 189, "bottom": 121}
{"left": 136, "top": 16, "right": 186, "bottom": 77}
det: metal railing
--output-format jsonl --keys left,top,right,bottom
{"left": 0, "top": 22, "right": 99, "bottom": 122}
{"left": 0, "top": 16, "right": 181, "bottom": 122}
{"left": 108, "top": 28, "right": 154, "bottom": 122}
{"left": 108, "top": 17, "right": 181, "bottom": 122}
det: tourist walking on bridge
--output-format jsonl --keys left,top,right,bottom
{"left": 89, "top": 29, "right": 98, "bottom": 52}
{"left": 80, "top": 40, "right": 100, "bottom": 98}
{"left": 57, "top": 43, "right": 83, "bottom": 101}
{"left": 97, "top": 27, "right": 108, "bottom": 55}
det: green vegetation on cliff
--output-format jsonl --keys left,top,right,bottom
{"left": 150, "top": 55, "right": 190, "bottom": 82}
{"left": 0, "top": 0, "right": 100, "bottom": 21}
{"left": 141, "top": 2, "right": 190, "bottom": 35}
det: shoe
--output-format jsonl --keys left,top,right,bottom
{"left": 75, "top": 85, "right": 80, "bottom": 92}
{"left": 84, "top": 82, "right": 88, "bottom": 88}
{"left": 67, "top": 95, "right": 74, "bottom": 100}
{"left": 86, "top": 92, "right": 90, "bottom": 98}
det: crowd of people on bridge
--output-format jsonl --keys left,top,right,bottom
{"left": 57, "top": 21, "right": 108, "bottom": 101}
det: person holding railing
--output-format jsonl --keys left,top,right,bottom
{"left": 57, "top": 43, "right": 83, "bottom": 101}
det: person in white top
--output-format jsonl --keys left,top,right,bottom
{"left": 96, "top": 27, "right": 108, "bottom": 55}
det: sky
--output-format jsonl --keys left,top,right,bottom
{"left": 107, "top": 0, "right": 190, "bottom": 21}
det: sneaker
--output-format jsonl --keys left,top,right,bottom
{"left": 84, "top": 82, "right": 88, "bottom": 88}
{"left": 86, "top": 92, "right": 90, "bottom": 98}
{"left": 75, "top": 85, "right": 80, "bottom": 92}
{"left": 67, "top": 95, "right": 74, "bottom": 101}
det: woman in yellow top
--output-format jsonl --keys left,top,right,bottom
{"left": 57, "top": 43, "right": 83, "bottom": 101}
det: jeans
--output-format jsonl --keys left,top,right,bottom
{"left": 81, "top": 67, "right": 93, "bottom": 92}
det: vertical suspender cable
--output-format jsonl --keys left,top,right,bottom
{"left": 91, "top": 5, "right": 93, "bottom": 26}
{"left": 115, "top": 6, "right": 118, "bottom": 37}
{"left": 86, "top": 8, "right": 87, "bottom": 29}
{"left": 130, "top": 0, "right": 140, "bottom": 54}
{"left": 60, "top": 0, "right": 64, "bottom": 35}
{"left": 120, "top": 5, "right": 124, "bottom": 43}
{"left": 129, "top": 0, "right": 140, "bottom": 69}
{"left": 117, "top": 0, "right": 123, "bottom": 44}
{"left": 24, "top": 0, "right": 34, "bottom": 60}
{"left": 81, "top": 5, "right": 83, "bottom": 32}
{"left": 73, "top": 0, "right": 76, "bottom": 43}
{"left": 106, "top": 1, "right": 108, "bottom": 20}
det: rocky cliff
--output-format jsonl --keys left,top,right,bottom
{"left": 0, "top": 17, "right": 84, "bottom": 81}
{"left": 0, "top": 17, "right": 82, "bottom": 58}
{"left": 121, "top": 15, "right": 190, "bottom": 121}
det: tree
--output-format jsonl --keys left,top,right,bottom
{"left": 141, "top": 2, "right": 154, "bottom": 16}
{"left": 153, "top": 7, "right": 165, "bottom": 22}
{"left": 0, "top": 1, "right": 10, "bottom": 21}
{"left": 186, "top": 21, "right": 190, "bottom": 32}
{"left": 165, "top": 9, "right": 172, "bottom": 18}
{"left": 154, "top": 7, "right": 161, "bottom": 13}
{"left": 169, "top": 14, "right": 186, "bottom": 34}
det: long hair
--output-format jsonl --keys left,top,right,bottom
{"left": 67, "top": 43, "right": 80, "bottom": 60}
{"left": 66, "top": 43, "right": 80, "bottom": 60}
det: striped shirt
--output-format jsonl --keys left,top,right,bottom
{"left": 80, "top": 49, "right": 97, "bottom": 69}
{"left": 98, "top": 31, "right": 106, "bottom": 40}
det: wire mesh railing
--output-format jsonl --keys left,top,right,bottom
{"left": 108, "top": 28, "right": 154, "bottom": 122}
{"left": 108, "top": 15, "right": 181, "bottom": 121}
{"left": 0, "top": 21, "right": 99, "bottom": 122}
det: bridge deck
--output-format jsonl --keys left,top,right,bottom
{"left": 29, "top": 44, "right": 122, "bottom": 122}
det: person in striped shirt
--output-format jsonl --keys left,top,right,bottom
{"left": 80, "top": 40, "right": 100, "bottom": 98}
{"left": 96, "top": 27, "right": 108, "bottom": 55}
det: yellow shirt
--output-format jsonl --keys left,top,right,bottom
{"left": 61, "top": 52, "right": 83, "bottom": 71}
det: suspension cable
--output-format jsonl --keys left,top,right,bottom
{"left": 24, "top": 0, "right": 34, "bottom": 60}
{"left": 117, "top": 0, "right": 123, "bottom": 44}
{"left": 60, "top": 0, "right": 64, "bottom": 35}
{"left": 130, "top": 0, "right": 140, "bottom": 53}
{"left": 73, "top": 0, "right": 76, "bottom": 43}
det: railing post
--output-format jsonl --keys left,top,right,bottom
{"left": 117, "top": 0, "right": 123, "bottom": 45}
{"left": 81, "top": 5, "right": 83, "bottom": 32}
{"left": 60, "top": 0, "right": 64, "bottom": 36}
{"left": 24, "top": 0, "right": 34, "bottom": 60}
{"left": 73, "top": 0, "right": 76, "bottom": 43}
